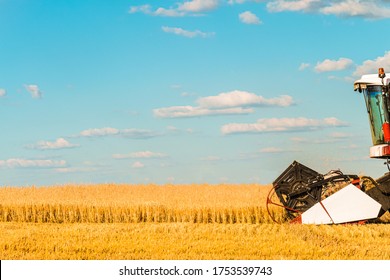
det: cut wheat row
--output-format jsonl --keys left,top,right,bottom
{"left": 0, "top": 184, "right": 286, "bottom": 223}
{"left": 0, "top": 204, "right": 285, "bottom": 223}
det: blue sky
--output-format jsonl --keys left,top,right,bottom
{"left": 2, "top": 0, "right": 390, "bottom": 186}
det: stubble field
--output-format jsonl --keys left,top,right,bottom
{"left": 0, "top": 184, "right": 389, "bottom": 260}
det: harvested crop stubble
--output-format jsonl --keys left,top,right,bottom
{"left": 1, "top": 223, "right": 390, "bottom": 260}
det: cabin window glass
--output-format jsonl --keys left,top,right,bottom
{"left": 364, "top": 85, "right": 385, "bottom": 145}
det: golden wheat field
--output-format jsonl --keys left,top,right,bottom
{"left": 0, "top": 183, "right": 389, "bottom": 260}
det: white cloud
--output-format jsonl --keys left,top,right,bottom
{"left": 130, "top": 0, "right": 219, "bottom": 17}
{"left": 166, "top": 126, "right": 194, "bottom": 134}
{"left": 170, "top": 84, "right": 182, "bottom": 89}
{"left": 0, "top": 158, "right": 66, "bottom": 168}
{"left": 154, "top": 90, "right": 293, "bottom": 118}
{"left": 113, "top": 151, "right": 168, "bottom": 159}
{"left": 155, "top": 8, "right": 186, "bottom": 17}
{"left": 24, "top": 84, "right": 43, "bottom": 99}
{"left": 28, "top": 138, "right": 79, "bottom": 150}
{"left": 299, "top": 63, "right": 310, "bottom": 71}
{"left": 177, "top": 0, "right": 219, "bottom": 12}
{"left": 330, "top": 132, "right": 352, "bottom": 138}
{"left": 221, "top": 117, "right": 348, "bottom": 134}
{"left": 315, "top": 57, "right": 353, "bottom": 73}
{"left": 321, "top": 0, "right": 390, "bottom": 19}
{"left": 54, "top": 167, "right": 97, "bottom": 173}
{"left": 229, "top": 0, "right": 267, "bottom": 3}
{"left": 130, "top": 5, "right": 185, "bottom": 17}
{"left": 228, "top": 0, "right": 247, "bottom": 3}
{"left": 267, "top": 0, "right": 390, "bottom": 19}
{"left": 80, "top": 127, "right": 119, "bottom": 137}
{"left": 167, "top": 125, "right": 179, "bottom": 132}
{"left": 239, "top": 11, "right": 262, "bottom": 24}
{"left": 131, "top": 1, "right": 390, "bottom": 19}
{"left": 0, "top": 88, "right": 6, "bottom": 97}
{"left": 290, "top": 135, "right": 347, "bottom": 144}
{"left": 353, "top": 51, "right": 390, "bottom": 77}
{"left": 260, "top": 147, "right": 284, "bottom": 153}
{"left": 162, "top": 26, "right": 214, "bottom": 38}
{"left": 240, "top": 147, "right": 300, "bottom": 159}
{"left": 181, "top": 92, "right": 194, "bottom": 97}
{"left": 154, "top": 106, "right": 253, "bottom": 118}
{"left": 132, "top": 161, "right": 145, "bottom": 168}
{"left": 200, "top": 156, "right": 221, "bottom": 161}
{"left": 79, "top": 127, "right": 160, "bottom": 138}
{"left": 129, "top": 5, "right": 152, "bottom": 14}
{"left": 55, "top": 168, "right": 75, "bottom": 173}
{"left": 120, "top": 129, "right": 161, "bottom": 138}
{"left": 197, "top": 90, "right": 293, "bottom": 108}
{"left": 290, "top": 137, "right": 308, "bottom": 143}
{"left": 267, "top": 0, "right": 321, "bottom": 12}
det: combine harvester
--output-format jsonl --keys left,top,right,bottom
{"left": 267, "top": 68, "right": 390, "bottom": 224}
